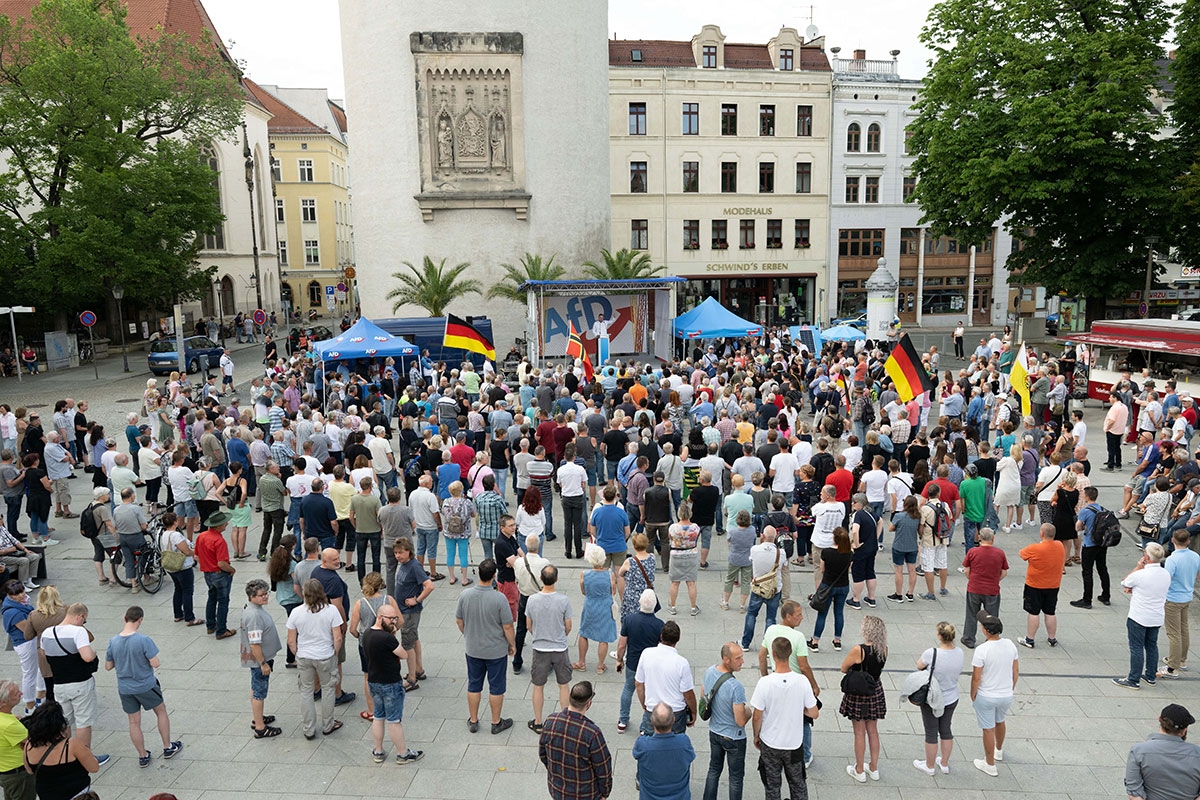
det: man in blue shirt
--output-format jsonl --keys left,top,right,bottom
{"left": 105, "top": 606, "right": 182, "bottom": 766}
{"left": 299, "top": 479, "right": 338, "bottom": 551}
{"left": 701, "top": 643, "right": 749, "bottom": 800}
{"left": 1160, "top": 529, "right": 1200, "bottom": 679}
{"left": 590, "top": 485, "right": 631, "bottom": 569}
{"left": 616, "top": 589, "right": 664, "bottom": 734}
{"left": 1071, "top": 486, "right": 1111, "bottom": 609}
{"left": 1119, "top": 433, "right": 1162, "bottom": 517}
{"left": 632, "top": 702, "right": 695, "bottom": 800}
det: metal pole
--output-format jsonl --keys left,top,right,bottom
{"left": 243, "top": 123, "right": 263, "bottom": 312}
{"left": 1143, "top": 238, "right": 1158, "bottom": 317}
{"left": 88, "top": 325, "right": 98, "bottom": 381}
{"left": 9, "top": 311, "right": 20, "bottom": 383}
{"left": 117, "top": 301, "right": 130, "bottom": 372}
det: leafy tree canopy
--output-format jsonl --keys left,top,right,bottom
{"left": 486, "top": 252, "right": 565, "bottom": 303}
{"left": 0, "top": 0, "right": 244, "bottom": 312}
{"left": 1171, "top": 0, "right": 1200, "bottom": 269}
{"left": 582, "top": 248, "right": 665, "bottom": 281}
{"left": 909, "top": 0, "right": 1174, "bottom": 298}
{"left": 387, "top": 256, "right": 482, "bottom": 317}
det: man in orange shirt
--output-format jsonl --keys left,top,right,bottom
{"left": 1016, "top": 524, "right": 1065, "bottom": 649}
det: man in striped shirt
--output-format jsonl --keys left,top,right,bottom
{"left": 528, "top": 447, "right": 555, "bottom": 541}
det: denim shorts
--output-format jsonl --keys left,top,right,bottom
{"left": 973, "top": 693, "right": 1012, "bottom": 729}
{"left": 698, "top": 524, "right": 714, "bottom": 551}
{"left": 369, "top": 680, "right": 406, "bottom": 723}
{"left": 891, "top": 549, "right": 917, "bottom": 566}
{"left": 415, "top": 527, "right": 439, "bottom": 559}
{"left": 250, "top": 662, "right": 272, "bottom": 701}
{"left": 465, "top": 654, "right": 507, "bottom": 696}
{"left": 175, "top": 499, "right": 199, "bottom": 519}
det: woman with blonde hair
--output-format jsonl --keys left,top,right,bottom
{"left": 574, "top": 545, "right": 617, "bottom": 673}
{"left": 913, "top": 621, "right": 965, "bottom": 775}
{"left": 348, "top": 572, "right": 401, "bottom": 716}
{"left": 994, "top": 443, "right": 1023, "bottom": 532}
{"left": 841, "top": 615, "right": 889, "bottom": 782}
{"left": 26, "top": 585, "right": 66, "bottom": 701}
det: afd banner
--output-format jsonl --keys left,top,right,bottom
{"left": 541, "top": 294, "right": 640, "bottom": 357}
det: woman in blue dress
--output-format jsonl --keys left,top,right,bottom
{"left": 574, "top": 545, "right": 617, "bottom": 673}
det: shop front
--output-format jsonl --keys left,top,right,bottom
{"left": 678, "top": 268, "right": 817, "bottom": 327}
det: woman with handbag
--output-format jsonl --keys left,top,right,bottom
{"left": 615, "top": 533, "right": 656, "bottom": 623}
{"left": 222, "top": 462, "right": 252, "bottom": 560}
{"left": 808, "top": 527, "right": 853, "bottom": 653}
{"left": 840, "top": 615, "right": 889, "bottom": 782}
{"left": 913, "top": 621, "right": 965, "bottom": 775}
{"left": 159, "top": 511, "right": 202, "bottom": 627}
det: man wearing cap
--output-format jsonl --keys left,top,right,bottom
{"left": 970, "top": 611, "right": 1018, "bottom": 777}
{"left": 1125, "top": 704, "right": 1200, "bottom": 800}
{"left": 195, "top": 511, "right": 237, "bottom": 639}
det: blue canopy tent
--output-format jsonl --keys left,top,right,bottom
{"left": 821, "top": 324, "right": 867, "bottom": 342}
{"left": 673, "top": 296, "right": 762, "bottom": 339}
{"left": 312, "top": 318, "right": 417, "bottom": 404}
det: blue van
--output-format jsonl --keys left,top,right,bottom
{"left": 373, "top": 316, "right": 495, "bottom": 370}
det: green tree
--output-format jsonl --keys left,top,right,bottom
{"left": 0, "top": 0, "right": 244, "bottom": 312}
{"left": 486, "top": 252, "right": 565, "bottom": 303}
{"left": 386, "top": 256, "right": 482, "bottom": 317}
{"left": 908, "top": 0, "right": 1174, "bottom": 301}
{"left": 1171, "top": 0, "right": 1200, "bottom": 268}
{"left": 582, "top": 248, "right": 665, "bottom": 280}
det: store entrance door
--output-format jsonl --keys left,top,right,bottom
{"left": 973, "top": 287, "right": 991, "bottom": 326}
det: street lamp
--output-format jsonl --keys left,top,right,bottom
{"left": 242, "top": 122, "right": 264, "bottom": 312}
{"left": 111, "top": 284, "right": 129, "bottom": 373}
{"left": 212, "top": 278, "right": 226, "bottom": 347}
{"left": 1144, "top": 235, "right": 1160, "bottom": 318}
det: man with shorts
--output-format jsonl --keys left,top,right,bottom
{"left": 41, "top": 604, "right": 108, "bottom": 764}
{"left": 408, "top": 475, "right": 444, "bottom": 581}
{"left": 455, "top": 558, "right": 516, "bottom": 734}
{"left": 919, "top": 483, "right": 953, "bottom": 598}
{"left": 960, "top": 528, "right": 1008, "bottom": 648}
{"left": 394, "top": 537, "right": 434, "bottom": 690}
{"left": 810, "top": 486, "right": 844, "bottom": 590}
{"left": 527, "top": 564, "right": 573, "bottom": 733}
{"left": 240, "top": 579, "right": 282, "bottom": 738}
{"left": 970, "top": 611, "right": 1019, "bottom": 776}
{"left": 590, "top": 484, "right": 631, "bottom": 569}
{"left": 1017, "top": 524, "right": 1065, "bottom": 649}
{"left": 104, "top": 606, "right": 183, "bottom": 766}
{"left": 363, "top": 600, "right": 424, "bottom": 764}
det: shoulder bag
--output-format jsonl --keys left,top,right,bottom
{"left": 631, "top": 555, "right": 661, "bottom": 612}
{"left": 840, "top": 646, "right": 880, "bottom": 697}
{"left": 698, "top": 672, "right": 733, "bottom": 721}
{"left": 810, "top": 556, "right": 852, "bottom": 613}
{"left": 160, "top": 531, "right": 186, "bottom": 573}
{"left": 751, "top": 545, "right": 782, "bottom": 599}
{"left": 907, "top": 649, "right": 938, "bottom": 706}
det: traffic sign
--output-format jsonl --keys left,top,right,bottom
{"left": 79, "top": 310, "right": 97, "bottom": 328}
{"left": 336, "top": 282, "right": 348, "bottom": 293}
{"left": 325, "top": 286, "right": 335, "bottom": 297}
{"left": 1138, "top": 301, "right": 1149, "bottom": 317}
{"left": 252, "top": 309, "right": 267, "bottom": 326}
{"left": 344, "top": 267, "right": 356, "bottom": 280}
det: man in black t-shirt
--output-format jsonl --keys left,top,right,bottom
{"left": 362, "top": 606, "right": 424, "bottom": 764}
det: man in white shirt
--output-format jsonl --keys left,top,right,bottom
{"left": 810, "top": 486, "right": 846, "bottom": 589}
{"left": 732, "top": 443, "right": 766, "bottom": 489}
{"left": 741, "top": 529, "right": 785, "bottom": 650}
{"left": 768, "top": 442, "right": 799, "bottom": 497}
{"left": 751, "top": 636, "right": 818, "bottom": 800}
{"left": 860, "top": 455, "right": 890, "bottom": 521}
{"left": 635, "top": 620, "right": 697, "bottom": 735}
{"left": 408, "top": 475, "right": 444, "bottom": 580}
{"left": 971, "top": 611, "right": 1019, "bottom": 777}
{"left": 556, "top": 446, "right": 588, "bottom": 558}
{"left": 1069, "top": 409, "right": 1088, "bottom": 448}
{"left": 1114, "top": 543, "right": 1172, "bottom": 690}
{"left": 287, "top": 578, "right": 345, "bottom": 738}
{"left": 367, "top": 427, "right": 397, "bottom": 495}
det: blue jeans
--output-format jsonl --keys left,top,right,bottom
{"left": 204, "top": 571, "right": 232, "bottom": 634}
{"left": 492, "top": 469, "right": 508, "bottom": 497}
{"left": 5, "top": 496, "right": 22, "bottom": 536}
{"left": 1126, "top": 618, "right": 1159, "bottom": 686}
{"left": 29, "top": 513, "right": 49, "bottom": 538}
{"left": 119, "top": 533, "right": 142, "bottom": 579}
{"left": 542, "top": 489, "right": 554, "bottom": 537}
{"left": 741, "top": 592, "right": 780, "bottom": 649}
{"left": 670, "top": 488, "right": 682, "bottom": 521}
{"left": 703, "top": 732, "right": 747, "bottom": 800}
{"left": 169, "top": 567, "right": 195, "bottom": 622}
{"left": 812, "top": 584, "right": 849, "bottom": 640}
{"left": 619, "top": 662, "right": 637, "bottom": 725}
{"left": 963, "top": 520, "right": 981, "bottom": 554}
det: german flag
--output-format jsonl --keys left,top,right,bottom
{"left": 443, "top": 314, "right": 495, "bottom": 360}
{"left": 566, "top": 323, "right": 594, "bottom": 382}
{"left": 884, "top": 333, "right": 935, "bottom": 403}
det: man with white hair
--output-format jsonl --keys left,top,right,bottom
{"left": 43, "top": 431, "right": 76, "bottom": 519}
{"left": 616, "top": 588, "right": 664, "bottom": 734}
{"left": 369, "top": 426, "right": 397, "bottom": 496}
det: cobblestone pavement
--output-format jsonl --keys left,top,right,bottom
{"left": 0, "top": 344, "right": 1192, "bottom": 800}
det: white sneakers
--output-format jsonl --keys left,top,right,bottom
{"left": 913, "top": 759, "right": 936, "bottom": 776}
{"left": 846, "top": 764, "right": 879, "bottom": 782}
{"left": 974, "top": 758, "right": 998, "bottom": 777}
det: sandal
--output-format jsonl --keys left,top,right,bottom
{"left": 186, "top": 619, "right": 205, "bottom": 627}
{"left": 416, "top": 671, "right": 427, "bottom": 681}
{"left": 249, "top": 715, "right": 277, "bottom": 729}
{"left": 253, "top": 725, "right": 282, "bottom": 738}
{"left": 322, "top": 720, "right": 343, "bottom": 735}
{"left": 360, "top": 710, "right": 374, "bottom": 721}
{"left": 571, "top": 662, "right": 586, "bottom": 671}
{"left": 597, "top": 664, "right": 607, "bottom": 675}
{"left": 98, "top": 578, "right": 110, "bottom": 585}
{"left": 527, "top": 720, "right": 543, "bottom": 733}
{"left": 403, "top": 679, "right": 420, "bottom": 692}
{"left": 449, "top": 576, "right": 458, "bottom": 585}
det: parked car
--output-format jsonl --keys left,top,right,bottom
{"left": 147, "top": 336, "right": 223, "bottom": 375}
{"left": 831, "top": 312, "right": 868, "bottom": 330}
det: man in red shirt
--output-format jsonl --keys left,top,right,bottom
{"left": 535, "top": 411, "right": 557, "bottom": 457}
{"left": 825, "top": 454, "right": 856, "bottom": 527}
{"left": 551, "top": 415, "right": 576, "bottom": 468}
{"left": 449, "top": 432, "right": 475, "bottom": 475}
{"left": 922, "top": 464, "right": 963, "bottom": 529}
{"left": 195, "top": 511, "right": 237, "bottom": 640}
{"left": 959, "top": 528, "right": 1008, "bottom": 648}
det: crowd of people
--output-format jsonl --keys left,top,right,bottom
{"left": 0, "top": 322, "right": 1197, "bottom": 800}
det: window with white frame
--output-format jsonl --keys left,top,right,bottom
{"left": 304, "top": 240, "right": 320, "bottom": 265}
{"left": 275, "top": 198, "right": 285, "bottom": 223}
{"left": 301, "top": 199, "right": 317, "bottom": 222}
{"left": 298, "top": 159, "right": 314, "bottom": 182}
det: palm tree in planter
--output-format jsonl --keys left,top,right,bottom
{"left": 582, "top": 248, "right": 666, "bottom": 280}
{"left": 386, "top": 256, "right": 482, "bottom": 317}
{"left": 486, "top": 253, "right": 565, "bottom": 303}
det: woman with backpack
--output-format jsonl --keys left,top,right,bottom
{"left": 221, "top": 462, "right": 252, "bottom": 560}
{"left": 441, "top": 481, "right": 476, "bottom": 586}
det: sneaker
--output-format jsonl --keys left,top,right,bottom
{"left": 1144, "top": 677, "right": 1157, "bottom": 687}
{"left": 994, "top": 749, "right": 1003, "bottom": 762}
{"left": 938, "top": 588, "right": 949, "bottom": 597}
{"left": 1069, "top": 599, "right": 1092, "bottom": 609}
{"left": 396, "top": 749, "right": 425, "bottom": 765}
{"left": 807, "top": 639, "right": 819, "bottom": 653}
{"left": 913, "top": 759, "right": 936, "bottom": 776}
{"left": 886, "top": 593, "right": 905, "bottom": 603}
{"left": 918, "top": 592, "right": 936, "bottom": 601}
{"left": 866, "top": 767, "right": 880, "bottom": 781}
{"left": 617, "top": 721, "right": 628, "bottom": 733}
{"left": 39, "top": 539, "right": 59, "bottom": 546}
{"left": 804, "top": 754, "right": 813, "bottom": 769}
{"left": 690, "top": 606, "right": 700, "bottom": 617}
{"left": 833, "top": 640, "right": 842, "bottom": 651}
{"left": 23, "top": 582, "right": 38, "bottom": 592}
{"left": 1159, "top": 668, "right": 1180, "bottom": 679}
{"left": 1017, "top": 637, "right": 1035, "bottom": 649}
{"left": 95, "top": 754, "right": 110, "bottom": 767}
{"left": 372, "top": 750, "right": 386, "bottom": 764}
{"left": 719, "top": 601, "right": 729, "bottom": 611}
{"left": 935, "top": 756, "right": 950, "bottom": 774}
{"left": 163, "top": 741, "right": 183, "bottom": 759}
{"left": 846, "top": 764, "right": 867, "bottom": 783}
{"left": 1047, "top": 638, "right": 1058, "bottom": 647}
{"left": 845, "top": 599, "right": 862, "bottom": 610}
{"left": 1115, "top": 510, "right": 1130, "bottom": 519}
{"left": 491, "top": 718, "right": 513, "bottom": 734}
{"left": 1001, "top": 526, "right": 1011, "bottom": 533}
{"left": 1027, "top": 520, "right": 1039, "bottom": 528}
{"left": 956, "top": 566, "right": 967, "bottom": 573}
{"left": 1112, "top": 677, "right": 1140, "bottom": 689}
{"left": 334, "top": 691, "right": 357, "bottom": 706}
{"left": 915, "top": 566, "right": 926, "bottom": 576}
{"left": 863, "top": 597, "right": 877, "bottom": 609}
{"left": 974, "top": 758, "right": 998, "bottom": 777}
{"left": 668, "top": 606, "right": 677, "bottom": 615}
{"left": 138, "top": 751, "right": 151, "bottom": 768}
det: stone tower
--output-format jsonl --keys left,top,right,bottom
{"left": 339, "top": 1, "right": 611, "bottom": 344}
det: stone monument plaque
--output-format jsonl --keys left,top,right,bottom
{"left": 411, "top": 32, "right": 530, "bottom": 221}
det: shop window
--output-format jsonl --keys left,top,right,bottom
{"left": 838, "top": 228, "right": 885, "bottom": 257}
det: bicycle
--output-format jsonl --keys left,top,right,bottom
{"left": 103, "top": 519, "right": 165, "bottom": 594}
{"left": 77, "top": 341, "right": 94, "bottom": 363}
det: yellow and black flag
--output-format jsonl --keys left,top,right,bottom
{"left": 884, "top": 333, "right": 936, "bottom": 402}
{"left": 443, "top": 314, "right": 495, "bottom": 360}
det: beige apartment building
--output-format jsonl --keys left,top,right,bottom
{"left": 609, "top": 25, "right": 833, "bottom": 325}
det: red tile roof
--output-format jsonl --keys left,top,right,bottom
{"left": 243, "top": 79, "right": 329, "bottom": 135}
{"left": 328, "top": 100, "right": 348, "bottom": 134}
{"left": 610, "top": 38, "right": 830, "bottom": 72}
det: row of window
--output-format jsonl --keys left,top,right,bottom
{"left": 628, "top": 218, "right": 812, "bottom": 251}
{"left": 843, "top": 175, "right": 917, "bottom": 203}
{"left": 277, "top": 239, "right": 321, "bottom": 267}
{"left": 694, "top": 44, "right": 796, "bottom": 71}
{"left": 839, "top": 228, "right": 996, "bottom": 258}
{"left": 628, "top": 102, "right": 815, "bottom": 138}
{"left": 274, "top": 198, "right": 354, "bottom": 227}
{"left": 272, "top": 158, "right": 316, "bottom": 184}
{"left": 627, "top": 159, "right": 912, "bottom": 201}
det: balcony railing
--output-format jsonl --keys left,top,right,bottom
{"left": 832, "top": 57, "right": 899, "bottom": 76}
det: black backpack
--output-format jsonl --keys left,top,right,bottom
{"left": 1093, "top": 508, "right": 1122, "bottom": 549}
{"left": 79, "top": 504, "right": 100, "bottom": 539}
{"left": 861, "top": 401, "right": 876, "bottom": 427}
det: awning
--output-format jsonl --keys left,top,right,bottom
{"left": 1059, "top": 321, "right": 1200, "bottom": 358}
